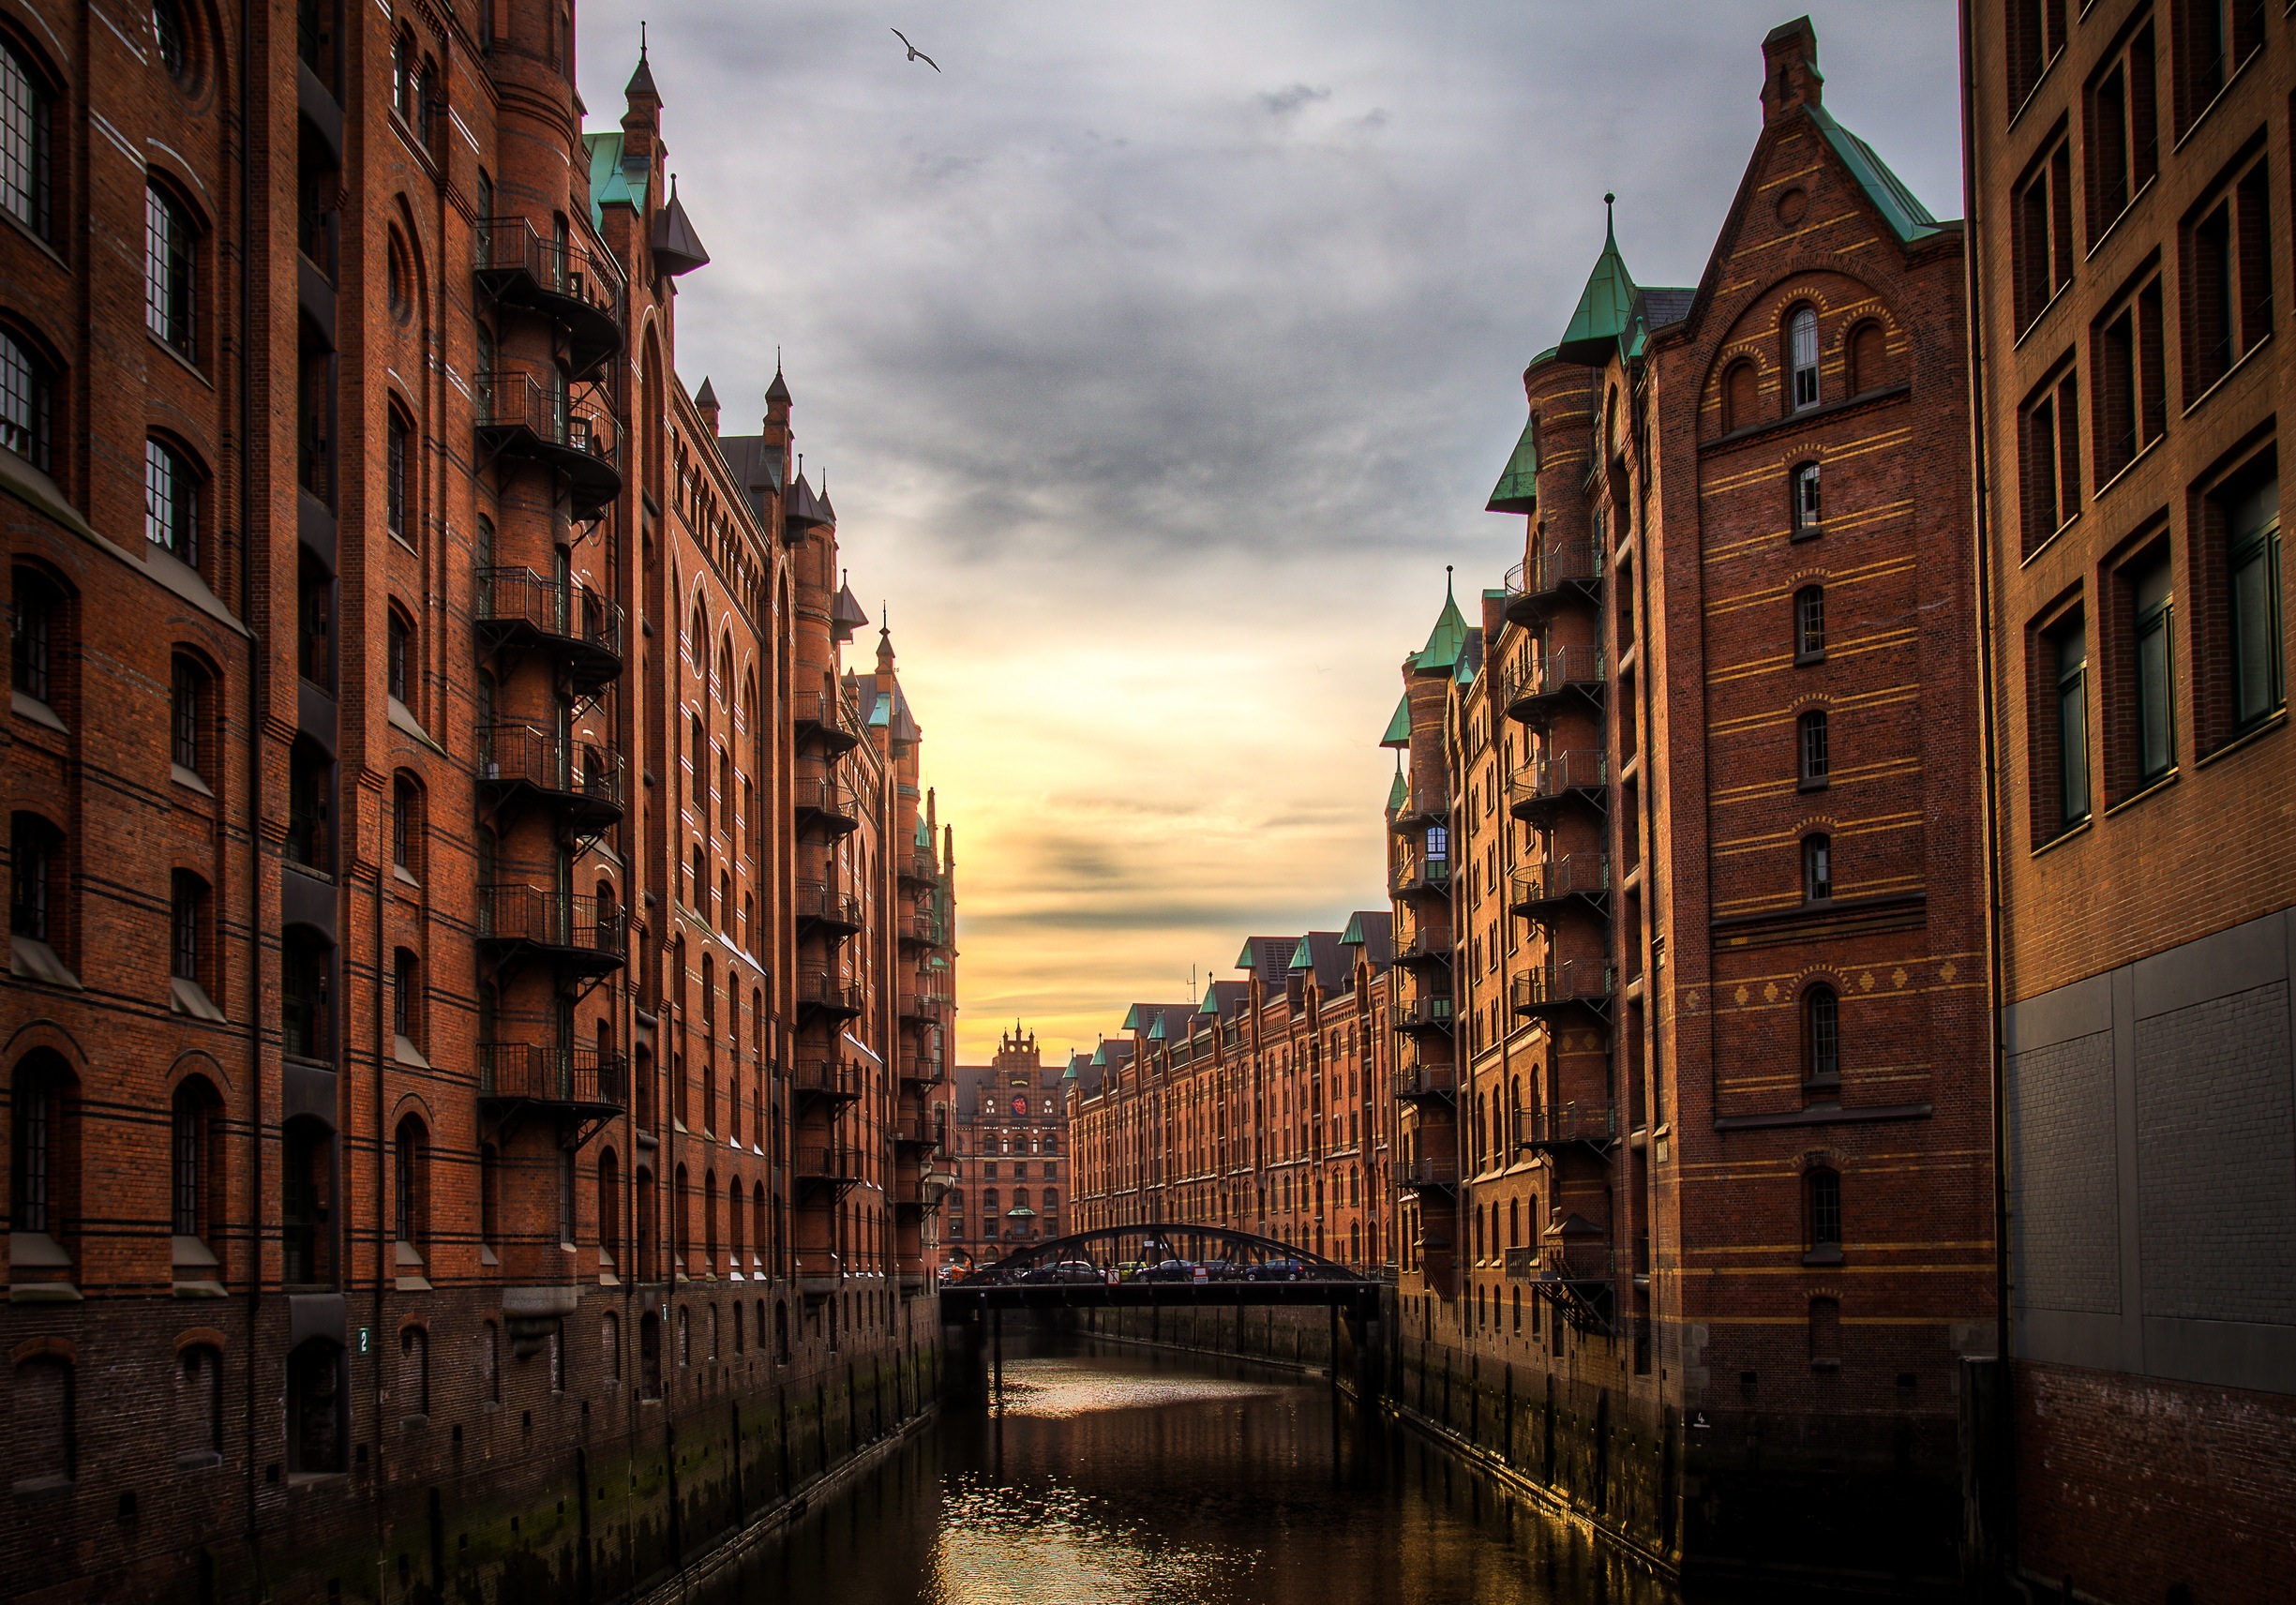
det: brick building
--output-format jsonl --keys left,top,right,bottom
{"left": 1380, "top": 19, "right": 1994, "bottom": 1582}
{"left": 1067, "top": 916, "right": 1399, "bottom": 1274}
{"left": 1, "top": 5, "right": 952, "bottom": 1600}
{"left": 1962, "top": 4, "right": 2296, "bottom": 1599}
{"left": 938, "top": 1026, "right": 1067, "bottom": 1270}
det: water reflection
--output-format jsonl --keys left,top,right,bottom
{"left": 711, "top": 1339, "right": 1675, "bottom": 1605}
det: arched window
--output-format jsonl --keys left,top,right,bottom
{"left": 1805, "top": 985, "right": 1840, "bottom": 1085}
{"left": 392, "top": 30, "right": 416, "bottom": 124}
{"left": 144, "top": 181, "right": 196, "bottom": 355}
{"left": 1723, "top": 359, "right": 1760, "bottom": 433}
{"left": 0, "top": 39, "right": 53, "bottom": 239}
{"left": 11, "top": 811, "right": 64, "bottom": 966}
{"left": 152, "top": 0, "right": 191, "bottom": 77}
{"left": 174, "top": 1342, "right": 221, "bottom": 1465}
{"left": 171, "top": 1076, "right": 219, "bottom": 1240}
{"left": 1806, "top": 1166, "right": 1843, "bottom": 1257}
{"left": 1802, "top": 834, "right": 1833, "bottom": 904}
{"left": 752, "top": 1180, "right": 767, "bottom": 1269}
{"left": 704, "top": 1167, "right": 720, "bottom": 1268}
{"left": 384, "top": 408, "right": 410, "bottom": 542}
{"left": 171, "top": 653, "right": 208, "bottom": 776}
{"left": 145, "top": 438, "right": 200, "bottom": 566}
{"left": 1789, "top": 306, "right": 1820, "bottom": 411}
{"left": 1797, "top": 709, "right": 1830, "bottom": 787}
{"left": 1, "top": 326, "right": 53, "bottom": 470}
{"left": 690, "top": 601, "right": 707, "bottom": 669}
{"left": 385, "top": 604, "right": 412, "bottom": 706}
{"left": 1793, "top": 585, "right": 1825, "bottom": 659}
{"left": 12, "top": 1353, "right": 72, "bottom": 1488}
{"left": 286, "top": 738, "right": 331, "bottom": 869}
{"left": 10, "top": 1052, "right": 72, "bottom": 1243}
{"left": 672, "top": 1162, "right": 691, "bottom": 1268}
{"left": 718, "top": 637, "right": 733, "bottom": 705}
{"left": 393, "top": 1115, "right": 428, "bottom": 1252}
{"left": 392, "top": 774, "right": 421, "bottom": 878}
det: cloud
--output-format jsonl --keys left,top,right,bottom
{"left": 576, "top": 1, "right": 1963, "bottom": 1058}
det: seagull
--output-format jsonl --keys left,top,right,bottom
{"left": 892, "top": 27, "right": 939, "bottom": 71}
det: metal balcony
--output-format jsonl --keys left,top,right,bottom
{"left": 1509, "top": 960, "right": 1613, "bottom": 1020}
{"left": 1508, "top": 852, "right": 1611, "bottom": 918}
{"left": 893, "top": 1107, "right": 946, "bottom": 1151}
{"left": 478, "top": 1041, "right": 626, "bottom": 1148}
{"left": 1531, "top": 1236, "right": 1616, "bottom": 1334}
{"left": 794, "top": 1145, "right": 863, "bottom": 1195}
{"left": 900, "top": 982, "right": 952, "bottom": 1023}
{"left": 1390, "top": 1155, "right": 1461, "bottom": 1192}
{"left": 898, "top": 847, "right": 938, "bottom": 887}
{"left": 1515, "top": 1101, "right": 1619, "bottom": 1154}
{"left": 900, "top": 908, "right": 946, "bottom": 949}
{"left": 1392, "top": 926, "right": 1451, "bottom": 968}
{"left": 791, "top": 690, "right": 862, "bottom": 754}
{"left": 794, "top": 879, "right": 863, "bottom": 937}
{"left": 901, "top": 1052, "right": 947, "bottom": 1088}
{"left": 473, "top": 368, "right": 623, "bottom": 522}
{"left": 795, "top": 970, "right": 864, "bottom": 1023}
{"left": 1502, "top": 644, "right": 1606, "bottom": 725}
{"left": 1508, "top": 749, "right": 1608, "bottom": 821}
{"left": 479, "top": 723, "right": 624, "bottom": 832}
{"left": 1388, "top": 786, "right": 1448, "bottom": 832}
{"left": 793, "top": 772, "right": 863, "bottom": 836}
{"left": 473, "top": 217, "right": 625, "bottom": 382}
{"left": 1389, "top": 855, "right": 1452, "bottom": 901}
{"left": 1391, "top": 1060, "right": 1457, "bottom": 1102}
{"left": 1392, "top": 995, "right": 1454, "bottom": 1036}
{"left": 474, "top": 566, "right": 624, "bottom": 694}
{"left": 477, "top": 886, "right": 625, "bottom": 979}
{"left": 1502, "top": 538, "right": 1603, "bottom": 625}
{"left": 788, "top": 1057, "right": 863, "bottom": 1109}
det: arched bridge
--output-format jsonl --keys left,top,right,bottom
{"left": 938, "top": 1224, "right": 1383, "bottom": 1320}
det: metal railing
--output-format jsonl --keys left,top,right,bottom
{"left": 794, "top": 879, "right": 863, "bottom": 928}
{"left": 1515, "top": 1101, "right": 1617, "bottom": 1149}
{"left": 1393, "top": 995, "right": 1454, "bottom": 1030}
{"left": 479, "top": 886, "right": 625, "bottom": 957}
{"left": 1505, "top": 643, "right": 1606, "bottom": 707}
{"left": 1508, "top": 749, "right": 1607, "bottom": 810}
{"left": 796, "top": 971, "right": 863, "bottom": 1013}
{"left": 794, "top": 1146, "right": 861, "bottom": 1183}
{"left": 1503, "top": 1246, "right": 1541, "bottom": 1281}
{"left": 1391, "top": 1156, "right": 1461, "bottom": 1189}
{"left": 791, "top": 690, "right": 859, "bottom": 744}
{"left": 480, "top": 723, "right": 623, "bottom": 810}
{"left": 793, "top": 772, "right": 861, "bottom": 825}
{"left": 1502, "top": 538, "right": 1602, "bottom": 602}
{"left": 1510, "top": 961, "right": 1613, "bottom": 1013}
{"left": 475, "top": 217, "right": 624, "bottom": 329}
{"left": 479, "top": 1041, "right": 627, "bottom": 1107}
{"left": 475, "top": 565, "right": 624, "bottom": 662}
{"left": 473, "top": 368, "right": 620, "bottom": 466}
{"left": 1390, "top": 855, "right": 1452, "bottom": 894}
{"left": 788, "top": 1058, "right": 858, "bottom": 1100}
{"left": 1542, "top": 1242, "right": 1616, "bottom": 1282}
{"left": 1395, "top": 926, "right": 1450, "bottom": 962}
{"left": 902, "top": 847, "right": 938, "bottom": 884}
{"left": 1391, "top": 1060, "right": 1456, "bottom": 1099}
{"left": 1510, "top": 852, "right": 1610, "bottom": 908}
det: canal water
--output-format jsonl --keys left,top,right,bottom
{"left": 701, "top": 1337, "right": 1677, "bottom": 1605}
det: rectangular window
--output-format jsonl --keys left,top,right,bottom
{"left": 2013, "top": 130, "right": 2075, "bottom": 331}
{"left": 1803, "top": 834, "right": 1832, "bottom": 902}
{"left": 2092, "top": 276, "right": 2168, "bottom": 483}
{"left": 2085, "top": 24, "right": 2157, "bottom": 239}
{"left": 2006, "top": 0, "right": 2066, "bottom": 112}
{"left": 1798, "top": 710, "right": 1830, "bottom": 786}
{"left": 1795, "top": 586, "right": 1825, "bottom": 659}
{"left": 2020, "top": 366, "right": 2081, "bottom": 553}
{"left": 2185, "top": 154, "right": 2273, "bottom": 399}
{"left": 1792, "top": 462, "right": 1822, "bottom": 539}
{"left": 2056, "top": 619, "right": 2091, "bottom": 829}
{"left": 2132, "top": 553, "right": 2176, "bottom": 782}
{"left": 145, "top": 186, "right": 194, "bottom": 356}
{"left": 2172, "top": 0, "right": 2265, "bottom": 137}
{"left": 2226, "top": 474, "right": 2282, "bottom": 729}
{"left": 171, "top": 872, "right": 202, "bottom": 982}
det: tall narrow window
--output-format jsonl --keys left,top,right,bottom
{"left": 9, "top": 1057, "right": 62, "bottom": 1234}
{"left": 392, "top": 776, "right": 418, "bottom": 876}
{"left": 1805, "top": 986, "right": 1840, "bottom": 1083}
{"left": 2226, "top": 476, "right": 2283, "bottom": 730}
{"left": 2055, "top": 619, "right": 2091, "bottom": 828}
{"left": 385, "top": 411, "right": 409, "bottom": 542}
{"left": 393, "top": 948, "right": 419, "bottom": 1044}
{"left": 10, "top": 811, "right": 59, "bottom": 947}
{"left": 286, "top": 740, "right": 328, "bottom": 869}
{"left": 11, "top": 564, "right": 55, "bottom": 700}
{"left": 1802, "top": 834, "right": 1832, "bottom": 903}
{"left": 170, "top": 1080, "right": 208, "bottom": 1238}
{"left": 2013, "top": 134, "right": 2075, "bottom": 330}
{"left": 0, "top": 41, "right": 52, "bottom": 239}
{"left": 393, "top": 1116, "right": 426, "bottom": 1250}
{"left": 1807, "top": 1167, "right": 1843, "bottom": 1252}
{"left": 1789, "top": 307, "right": 1820, "bottom": 411}
{"left": 145, "top": 183, "right": 195, "bottom": 356}
{"left": 0, "top": 328, "right": 52, "bottom": 471}
{"left": 280, "top": 927, "right": 329, "bottom": 1060}
{"left": 2132, "top": 553, "right": 2175, "bottom": 783}
{"left": 1797, "top": 710, "right": 1830, "bottom": 787}
{"left": 1808, "top": 1297, "right": 1842, "bottom": 1366}
{"left": 386, "top": 608, "right": 410, "bottom": 704}
{"left": 1794, "top": 585, "right": 1825, "bottom": 659}
{"left": 2085, "top": 27, "right": 2157, "bottom": 238}
{"left": 145, "top": 439, "right": 199, "bottom": 567}
{"left": 1791, "top": 462, "right": 1822, "bottom": 539}
{"left": 480, "top": 1144, "right": 500, "bottom": 1248}
{"left": 171, "top": 654, "right": 204, "bottom": 774}
{"left": 2005, "top": 0, "right": 2064, "bottom": 111}
{"left": 171, "top": 871, "right": 203, "bottom": 982}
{"left": 2020, "top": 368, "right": 2080, "bottom": 552}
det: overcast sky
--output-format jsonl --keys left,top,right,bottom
{"left": 578, "top": 1, "right": 1965, "bottom": 1062}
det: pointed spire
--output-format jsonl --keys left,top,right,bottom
{"left": 1413, "top": 565, "right": 1470, "bottom": 672}
{"left": 765, "top": 352, "right": 791, "bottom": 406}
{"left": 1555, "top": 194, "right": 1639, "bottom": 366}
{"left": 625, "top": 23, "right": 661, "bottom": 106}
{"left": 876, "top": 608, "right": 896, "bottom": 673}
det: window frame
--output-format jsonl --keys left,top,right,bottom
{"left": 1793, "top": 584, "right": 1826, "bottom": 660}
{"left": 1796, "top": 708, "right": 1831, "bottom": 788}
{"left": 1787, "top": 306, "right": 1821, "bottom": 412}
{"left": 144, "top": 179, "right": 198, "bottom": 359}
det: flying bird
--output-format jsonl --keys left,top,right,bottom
{"left": 891, "top": 28, "right": 939, "bottom": 71}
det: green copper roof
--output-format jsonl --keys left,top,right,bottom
{"left": 1386, "top": 769, "right": 1407, "bottom": 813}
{"left": 1121, "top": 1003, "right": 1149, "bottom": 1031}
{"left": 1807, "top": 102, "right": 1947, "bottom": 244}
{"left": 1340, "top": 911, "right": 1367, "bottom": 947}
{"left": 1486, "top": 413, "right": 1540, "bottom": 514}
{"left": 1380, "top": 691, "right": 1412, "bottom": 749}
{"left": 1413, "top": 577, "right": 1469, "bottom": 673}
{"left": 585, "top": 133, "right": 649, "bottom": 231}
{"left": 1555, "top": 207, "right": 1638, "bottom": 366}
{"left": 1147, "top": 1013, "right": 1167, "bottom": 1042}
{"left": 1287, "top": 939, "right": 1313, "bottom": 972}
{"left": 1090, "top": 1042, "right": 1107, "bottom": 1066}
{"left": 1197, "top": 989, "right": 1219, "bottom": 1016}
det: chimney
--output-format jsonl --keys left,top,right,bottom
{"left": 1761, "top": 16, "right": 1822, "bottom": 124}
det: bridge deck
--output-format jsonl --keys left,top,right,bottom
{"left": 939, "top": 1280, "right": 1380, "bottom": 1317}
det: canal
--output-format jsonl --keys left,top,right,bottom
{"left": 699, "top": 1336, "right": 1678, "bottom": 1605}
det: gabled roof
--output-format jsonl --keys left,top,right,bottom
{"left": 1287, "top": 938, "right": 1313, "bottom": 972}
{"left": 1350, "top": 909, "right": 1394, "bottom": 969}
{"left": 1413, "top": 576, "right": 1469, "bottom": 673}
{"left": 1380, "top": 691, "right": 1412, "bottom": 749}
{"left": 1807, "top": 101, "right": 1946, "bottom": 244}
{"left": 1486, "top": 413, "right": 1539, "bottom": 514}
{"left": 714, "top": 434, "right": 784, "bottom": 522}
{"left": 1121, "top": 1002, "right": 1193, "bottom": 1036}
{"left": 1235, "top": 938, "right": 1296, "bottom": 989}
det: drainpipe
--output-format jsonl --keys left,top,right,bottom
{"left": 235, "top": 0, "right": 263, "bottom": 1573}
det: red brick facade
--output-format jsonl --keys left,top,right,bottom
{"left": 0, "top": 3, "right": 953, "bottom": 1599}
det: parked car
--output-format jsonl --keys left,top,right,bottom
{"left": 1134, "top": 1258, "right": 1197, "bottom": 1283}
{"left": 1199, "top": 1259, "right": 1245, "bottom": 1282}
{"left": 1245, "top": 1258, "right": 1305, "bottom": 1282}
{"left": 1021, "top": 1260, "right": 1103, "bottom": 1285}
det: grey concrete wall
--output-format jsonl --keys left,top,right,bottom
{"left": 2004, "top": 908, "right": 2296, "bottom": 1395}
